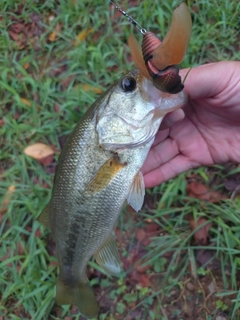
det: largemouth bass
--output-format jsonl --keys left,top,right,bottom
{"left": 38, "top": 69, "right": 186, "bottom": 318}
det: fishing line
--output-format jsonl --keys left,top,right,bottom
{"left": 110, "top": 0, "right": 147, "bottom": 34}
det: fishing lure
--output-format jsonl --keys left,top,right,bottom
{"left": 110, "top": 1, "right": 192, "bottom": 94}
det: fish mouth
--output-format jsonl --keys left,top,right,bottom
{"left": 138, "top": 73, "right": 172, "bottom": 101}
{"left": 138, "top": 72, "right": 187, "bottom": 114}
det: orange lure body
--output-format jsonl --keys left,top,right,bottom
{"left": 128, "top": 3, "right": 192, "bottom": 94}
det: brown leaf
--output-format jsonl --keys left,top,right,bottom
{"left": 74, "top": 28, "right": 94, "bottom": 45}
{"left": 35, "top": 229, "right": 42, "bottom": 238}
{"left": 17, "top": 242, "right": 24, "bottom": 255}
{"left": 9, "top": 23, "right": 25, "bottom": 34}
{"left": 145, "top": 223, "right": 159, "bottom": 232}
{"left": 0, "top": 185, "right": 16, "bottom": 214}
{"left": 48, "top": 23, "right": 62, "bottom": 42}
{"left": 224, "top": 179, "right": 240, "bottom": 191}
{"left": 136, "top": 228, "right": 146, "bottom": 244}
{"left": 187, "top": 182, "right": 209, "bottom": 200}
{"left": 196, "top": 249, "right": 214, "bottom": 266}
{"left": 48, "top": 32, "right": 57, "bottom": 42}
{"left": 24, "top": 143, "right": 55, "bottom": 160}
{"left": 131, "top": 271, "right": 151, "bottom": 287}
{"left": 231, "top": 185, "right": 240, "bottom": 200}
{"left": 23, "top": 62, "right": 29, "bottom": 69}
{"left": 61, "top": 75, "right": 75, "bottom": 89}
{"left": 134, "top": 260, "right": 151, "bottom": 273}
{"left": 8, "top": 30, "right": 19, "bottom": 41}
{"left": 190, "top": 218, "right": 212, "bottom": 245}
{"left": 20, "top": 97, "right": 31, "bottom": 107}
{"left": 149, "top": 273, "right": 166, "bottom": 291}
{"left": 126, "top": 204, "right": 136, "bottom": 213}
{"left": 187, "top": 181, "right": 227, "bottom": 202}
{"left": 38, "top": 154, "right": 54, "bottom": 166}
{"left": 74, "top": 84, "right": 103, "bottom": 95}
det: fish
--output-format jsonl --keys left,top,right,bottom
{"left": 37, "top": 2, "right": 193, "bottom": 317}
{"left": 38, "top": 69, "right": 187, "bottom": 318}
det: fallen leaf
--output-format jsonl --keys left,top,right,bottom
{"left": 61, "top": 75, "right": 75, "bottom": 89}
{"left": 76, "top": 84, "right": 103, "bottom": 94}
{"left": 24, "top": 143, "right": 54, "bottom": 160}
{"left": 145, "top": 223, "right": 159, "bottom": 232}
{"left": 131, "top": 270, "right": 151, "bottom": 287}
{"left": 48, "top": 32, "right": 57, "bottom": 41}
{"left": 74, "top": 28, "right": 94, "bottom": 45}
{"left": 230, "top": 185, "right": 240, "bottom": 200}
{"left": 48, "top": 23, "right": 62, "bottom": 42}
{"left": 8, "top": 30, "right": 20, "bottom": 42}
{"left": 38, "top": 154, "right": 54, "bottom": 166}
{"left": 208, "top": 280, "right": 215, "bottom": 294}
{"left": 224, "top": 179, "right": 240, "bottom": 191}
{"left": 17, "top": 242, "right": 24, "bottom": 255}
{"left": 126, "top": 204, "right": 136, "bottom": 213}
{"left": 35, "top": 229, "right": 42, "bottom": 238}
{"left": 134, "top": 260, "right": 151, "bottom": 273}
{"left": 86, "top": 84, "right": 103, "bottom": 94}
{"left": 196, "top": 249, "right": 214, "bottom": 266}
{"left": 14, "top": 112, "right": 20, "bottom": 119}
{"left": 187, "top": 181, "right": 227, "bottom": 202}
{"left": 20, "top": 97, "right": 31, "bottom": 107}
{"left": 190, "top": 218, "right": 212, "bottom": 245}
{"left": 23, "top": 62, "right": 29, "bottom": 69}
{"left": 136, "top": 228, "right": 146, "bottom": 244}
{"left": 9, "top": 23, "right": 25, "bottom": 34}
{"left": 0, "top": 185, "right": 16, "bottom": 214}
{"left": 149, "top": 273, "right": 166, "bottom": 291}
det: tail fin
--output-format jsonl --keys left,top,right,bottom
{"left": 56, "top": 277, "right": 99, "bottom": 319}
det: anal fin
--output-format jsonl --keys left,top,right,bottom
{"left": 127, "top": 171, "right": 145, "bottom": 212}
{"left": 94, "top": 232, "right": 121, "bottom": 275}
{"left": 37, "top": 203, "right": 50, "bottom": 229}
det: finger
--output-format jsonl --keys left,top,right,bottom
{"left": 141, "top": 137, "right": 179, "bottom": 175}
{"left": 152, "top": 129, "right": 169, "bottom": 147}
{"left": 160, "top": 108, "right": 185, "bottom": 130}
{"left": 180, "top": 61, "right": 239, "bottom": 100}
{"left": 143, "top": 154, "right": 198, "bottom": 188}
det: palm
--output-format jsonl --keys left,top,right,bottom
{"left": 143, "top": 61, "right": 240, "bottom": 188}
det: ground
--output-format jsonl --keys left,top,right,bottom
{"left": 1, "top": 0, "right": 240, "bottom": 319}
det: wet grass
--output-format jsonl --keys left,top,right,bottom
{"left": 1, "top": 0, "right": 240, "bottom": 319}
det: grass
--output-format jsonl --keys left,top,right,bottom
{"left": 1, "top": 0, "right": 240, "bottom": 319}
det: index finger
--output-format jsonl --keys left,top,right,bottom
{"left": 180, "top": 61, "right": 239, "bottom": 100}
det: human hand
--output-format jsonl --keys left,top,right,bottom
{"left": 142, "top": 61, "right": 240, "bottom": 188}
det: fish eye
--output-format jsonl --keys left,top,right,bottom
{"left": 121, "top": 76, "right": 136, "bottom": 92}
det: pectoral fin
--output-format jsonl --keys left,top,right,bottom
{"left": 94, "top": 232, "right": 121, "bottom": 275}
{"left": 127, "top": 171, "right": 145, "bottom": 212}
{"left": 85, "top": 154, "right": 125, "bottom": 194}
{"left": 37, "top": 204, "right": 50, "bottom": 229}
